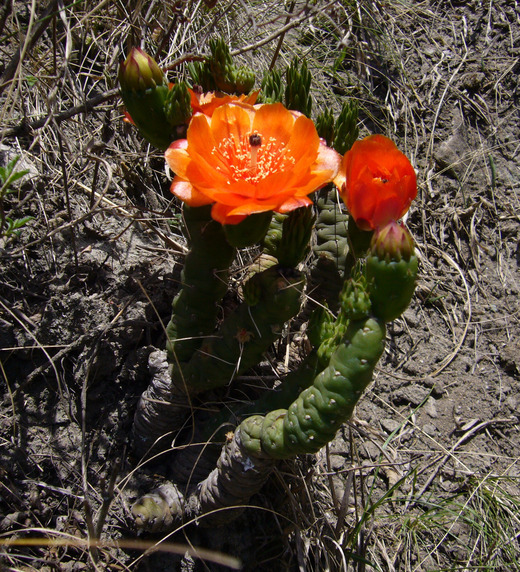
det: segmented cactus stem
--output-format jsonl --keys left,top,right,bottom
{"left": 132, "top": 350, "right": 191, "bottom": 459}
{"left": 166, "top": 205, "right": 236, "bottom": 364}
{"left": 182, "top": 265, "right": 304, "bottom": 392}
{"left": 308, "top": 191, "right": 350, "bottom": 312}
{"left": 132, "top": 430, "right": 274, "bottom": 531}
{"left": 237, "top": 316, "right": 386, "bottom": 459}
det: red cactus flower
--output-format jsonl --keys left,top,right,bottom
{"left": 334, "top": 134, "right": 417, "bottom": 230}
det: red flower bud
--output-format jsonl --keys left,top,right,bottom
{"left": 334, "top": 134, "right": 417, "bottom": 231}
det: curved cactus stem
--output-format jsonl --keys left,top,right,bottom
{"left": 238, "top": 316, "right": 386, "bottom": 459}
{"left": 132, "top": 350, "right": 191, "bottom": 459}
{"left": 134, "top": 205, "right": 235, "bottom": 456}
{"left": 132, "top": 430, "right": 274, "bottom": 531}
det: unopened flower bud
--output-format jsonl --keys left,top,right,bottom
{"left": 370, "top": 221, "right": 414, "bottom": 263}
{"left": 365, "top": 221, "right": 418, "bottom": 322}
{"left": 119, "top": 47, "right": 166, "bottom": 92}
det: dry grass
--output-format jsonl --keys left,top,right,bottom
{"left": 0, "top": 0, "right": 519, "bottom": 570}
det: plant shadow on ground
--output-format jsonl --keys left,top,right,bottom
{"left": 0, "top": 1, "right": 519, "bottom": 570}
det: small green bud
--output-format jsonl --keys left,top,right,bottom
{"left": 234, "top": 66, "right": 256, "bottom": 94}
{"left": 119, "top": 48, "right": 190, "bottom": 149}
{"left": 365, "top": 222, "right": 418, "bottom": 322}
{"left": 259, "top": 69, "right": 284, "bottom": 104}
{"left": 119, "top": 47, "right": 166, "bottom": 92}
{"left": 333, "top": 99, "right": 359, "bottom": 155}
{"left": 188, "top": 60, "right": 216, "bottom": 92}
{"left": 164, "top": 82, "right": 192, "bottom": 127}
{"left": 370, "top": 221, "right": 415, "bottom": 263}
{"left": 285, "top": 58, "right": 312, "bottom": 116}
{"left": 339, "top": 273, "right": 372, "bottom": 321}
{"left": 315, "top": 109, "right": 335, "bottom": 146}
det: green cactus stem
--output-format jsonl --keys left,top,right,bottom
{"left": 262, "top": 207, "right": 315, "bottom": 267}
{"left": 308, "top": 191, "right": 350, "bottom": 312}
{"left": 240, "top": 315, "right": 386, "bottom": 459}
{"left": 181, "top": 265, "right": 305, "bottom": 392}
{"left": 165, "top": 205, "right": 236, "bottom": 364}
{"left": 223, "top": 211, "right": 273, "bottom": 248}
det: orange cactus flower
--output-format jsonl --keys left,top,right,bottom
{"left": 165, "top": 102, "right": 342, "bottom": 225}
{"left": 334, "top": 134, "right": 417, "bottom": 231}
{"left": 188, "top": 87, "right": 259, "bottom": 116}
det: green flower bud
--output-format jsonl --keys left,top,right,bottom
{"left": 370, "top": 221, "right": 415, "bottom": 263}
{"left": 366, "top": 222, "right": 418, "bottom": 322}
{"left": 118, "top": 47, "right": 166, "bottom": 92}
{"left": 119, "top": 49, "right": 191, "bottom": 149}
{"left": 234, "top": 66, "right": 256, "bottom": 94}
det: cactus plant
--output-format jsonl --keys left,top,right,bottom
{"left": 119, "top": 44, "right": 421, "bottom": 532}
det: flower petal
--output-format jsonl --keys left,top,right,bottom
{"left": 252, "top": 103, "right": 295, "bottom": 146}
{"left": 211, "top": 203, "right": 247, "bottom": 225}
{"left": 211, "top": 103, "right": 254, "bottom": 147}
{"left": 170, "top": 177, "right": 212, "bottom": 206}
{"left": 278, "top": 195, "right": 313, "bottom": 212}
{"left": 284, "top": 114, "right": 320, "bottom": 163}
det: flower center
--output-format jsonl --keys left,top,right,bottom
{"left": 214, "top": 132, "right": 296, "bottom": 185}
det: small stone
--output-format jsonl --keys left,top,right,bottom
{"left": 392, "top": 385, "right": 431, "bottom": 407}
{"left": 425, "top": 397, "right": 438, "bottom": 418}
{"left": 422, "top": 376, "right": 444, "bottom": 396}
{"left": 422, "top": 423, "right": 437, "bottom": 436}
{"left": 380, "top": 418, "right": 401, "bottom": 434}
